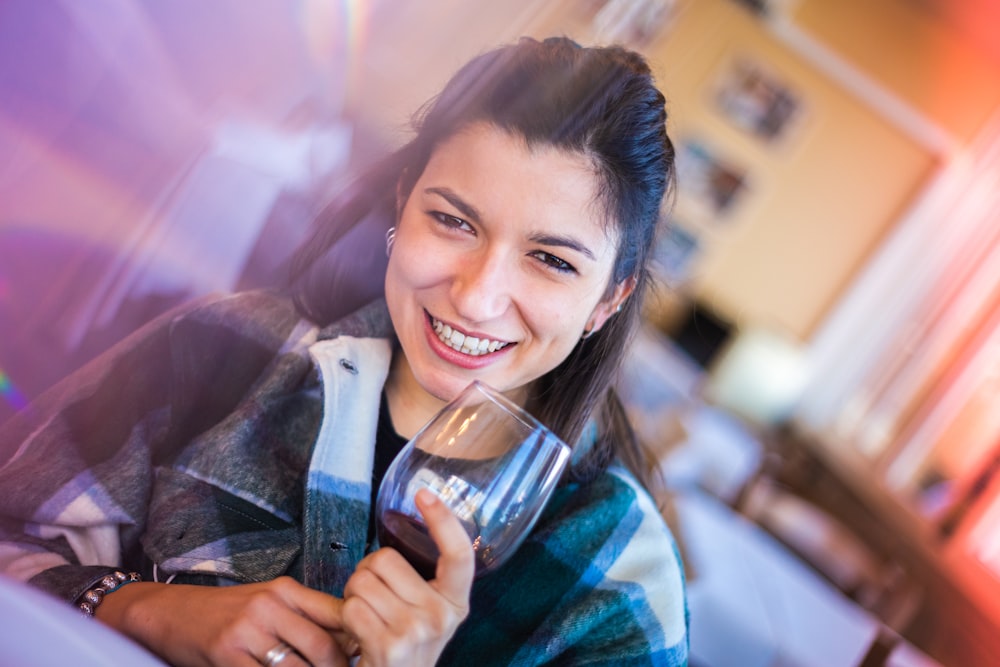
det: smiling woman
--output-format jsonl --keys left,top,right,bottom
{"left": 0, "top": 36, "right": 686, "bottom": 667}
{"left": 384, "top": 123, "right": 629, "bottom": 421}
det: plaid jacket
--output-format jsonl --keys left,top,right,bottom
{"left": 0, "top": 291, "right": 688, "bottom": 666}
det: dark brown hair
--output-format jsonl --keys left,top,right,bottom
{"left": 290, "top": 37, "right": 675, "bottom": 489}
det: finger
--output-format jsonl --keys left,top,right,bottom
{"left": 415, "top": 489, "right": 475, "bottom": 602}
{"left": 340, "top": 595, "right": 392, "bottom": 664}
{"left": 343, "top": 562, "right": 393, "bottom": 614}
{"left": 351, "top": 538, "right": 445, "bottom": 609}
{"left": 284, "top": 631, "right": 350, "bottom": 667}
{"left": 227, "top": 651, "right": 267, "bottom": 667}
{"left": 254, "top": 599, "right": 349, "bottom": 667}
{"left": 246, "top": 581, "right": 347, "bottom": 665}
{"left": 272, "top": 576, "right": 345, "bottom": 632}
{"left": 331, "top": 629, "right": 361, "bottom": 659}
{"left": 250, "top": 643, "right": 313, "bottom": 667}
{"left": 253, "top": 642, "right": 331, "bottom": 667}
{"left": 345, "top": 551, "right": 423, "bottom": 627}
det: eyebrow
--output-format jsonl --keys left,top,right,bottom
{"left": 425, "top": 187, "right": 482, "bottom": 224}
{"left": 528, "top": 233, "right": 596, "bottom": 261}
{"left": 425, "top": 186, "right": 596, "bottom": 261}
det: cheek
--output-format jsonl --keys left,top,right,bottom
{"left": 384, "top": 247, "right": 426, "bottom": 321}
{"left": 387, "top": 239, "right": 445, "bottom": 292}
{"left": 543, "top": 277, "right": 609, "bottom": 328}
{"left": 521, "top": 293, "right": 589, "bottom": 344}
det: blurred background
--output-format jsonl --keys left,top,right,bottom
{"left": 2, "top": 1, "right": 999, "bottom": 665}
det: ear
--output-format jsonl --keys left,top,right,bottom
{"left": 585, "top": 275, "right": 637, "bottom": 335}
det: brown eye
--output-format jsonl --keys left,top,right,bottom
{"left": 531, "top": 251, "right": 576, "bottom": 274}
{"left": 431, "top": 211, "right": 473, "bottom": 232}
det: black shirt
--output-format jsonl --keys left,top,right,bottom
{"left": 369, "top": 391, "right": 408, "bottom": 545}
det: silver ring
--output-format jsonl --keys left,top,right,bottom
{"left": 263, "top": 641, "right": 295, "bottom": 667}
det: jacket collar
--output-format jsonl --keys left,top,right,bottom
{"left": 316, "top": 298, "right": 394, "bottom": 341}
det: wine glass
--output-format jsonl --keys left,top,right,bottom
{"left": 375, "top": 380, "right": 571, "bottom": 579}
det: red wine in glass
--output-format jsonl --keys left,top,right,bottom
{"left": 377, "top": 510, "right": 493, "bottom": 580}
{"left": 375, "top": 381, "right": 570, "bottom": 579}
{"left": 376, "top": 510, "right": 440, "bottom": 580}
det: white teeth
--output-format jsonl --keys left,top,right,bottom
{"left": 430, "top": 317, "right": 509, "bottom": 356}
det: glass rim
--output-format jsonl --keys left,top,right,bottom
{"left": 464, "top": 380, "right": 570, "bottom": 453}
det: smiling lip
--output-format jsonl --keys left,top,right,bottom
{"left": 424, "top": 311, "right": 514, "bottom": 369}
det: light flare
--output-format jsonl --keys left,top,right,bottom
{"left": 0, "top": 370, "right": 27, "bottom": 412}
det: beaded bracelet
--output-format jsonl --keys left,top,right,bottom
{"left": 77, "top": 570, "right": 142, "bottom": 617}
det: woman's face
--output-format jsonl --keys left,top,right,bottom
{"left": 385, "top": 122, "right": 631, "bottom": 408}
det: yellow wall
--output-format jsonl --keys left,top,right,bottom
{"left": 645, "top": 0, "right": 938, "bottom": 338}
{"left": 794, "top": 0, "right": 1000, "bottom": 145}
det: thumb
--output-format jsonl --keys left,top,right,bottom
{"left": 415, "top": 489, "right": 475, "bottom": 604}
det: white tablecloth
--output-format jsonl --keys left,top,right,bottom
{"left": 0, "top": 575, "right": 168, "bottom": 667}
{"left": 676, "top": 490, "right": 880, "bottom": 667}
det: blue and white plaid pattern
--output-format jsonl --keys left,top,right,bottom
{"left": 0, "top": 291, "right": 687, "bottom": 666}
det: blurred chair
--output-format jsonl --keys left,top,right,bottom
{"left": 663, "top": 404, "right": 764, "bottom": 505}
{"left": 676, "top": 488, "right": 882, "bottom": 667}
{"left": 618, "top": 325, "right": 766, "bottom": 504}
{"left": 856, "top": 626, "right": 947, "bottom": 667}
{"left": 738, "top": 476, "right": 923, "bottom": 634}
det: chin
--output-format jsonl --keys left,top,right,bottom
{"left": 418, "top": 371, "right": 473, "bottom": 404}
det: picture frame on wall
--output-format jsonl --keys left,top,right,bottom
{"left": 675, "top": 138, "right": 749, "bottom": 219}
{"left": 589, "top": 0, "right": 678, "bottom": 48}
{"left": 713, "top": 55, "right": 803, "bottom": 144}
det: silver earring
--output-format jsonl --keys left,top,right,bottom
{"left": 385, "top": 226, "right": 396, "bottom": 258}
{"left": 581, "top": 327, "right": 594, "bottom": 341}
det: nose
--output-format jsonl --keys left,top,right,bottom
{"left": 450, "top": 247, "right": 513, "bottom": 323}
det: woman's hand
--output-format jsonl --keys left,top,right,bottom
{"left": 97, "top": 576, "right": 351, "bottom": 667}
{"left": 342, "top": 489, "right": 475, "bottom": 667}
